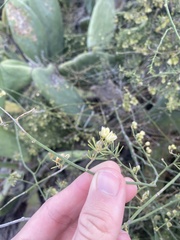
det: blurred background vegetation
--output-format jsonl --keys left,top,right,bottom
{"left": 0, "top": 0, "right": 179, "bottom": 239}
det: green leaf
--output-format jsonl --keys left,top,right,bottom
{"left": 24, "top": 0, "right": 64, "bottom": 60}
{"left": 5, "top": 0, "right": 64, "bottom": 60}
{"left": 5, "top": 0, "right": 48, "bottom": 60}
{"left": 0, "top": 126, "right": 29, "bottom": 160}
{"left": 87, "top": 0, "right": 115, "bottom": 49}
{"left": 0, "top": 59, "right": 32, "bottom": 92}
{"left": 84, "top": 0, "right": 95, "bottom": 15}
{"left": 32, "top": 64, "right": 89, "bottom": 117}
{"left": 0, "top": 72, "right": 6, "bottom": 115}
{"left": 59, "top": 51, "right": 122, "bottom": 86}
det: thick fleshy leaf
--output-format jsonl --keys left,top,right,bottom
{"left": 59, "top": 51, "right": 121, "bottom": 86}
{"left": 87, "top": 0, "right": 115, "bottom": 49}
{"left": 24, "top": 0, "right": 64, "bottom": 59}
{"left": 32, "top": 64, "right": 89, "bottom": 117}
{"left": 0, "top": 59, "right": 31, "bottom": 92}
{"left": 0, "top": 126, "right": 29, "bottom": 160}
{"left": 5, "top": 0, "right": 48, "bottom": 60}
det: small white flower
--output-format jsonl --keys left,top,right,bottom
{"left": 136, "top": 130, "right": 145, "bottom": 143}
{"left": 105, "top": 131, "right": 117, "bottom": 143}
{"left": 99, "top": 127, "right": 110, "bottom": 139}
{"left": 140, "top": 130, "right": 145, "bottom": 136}
{"left": 0, "top": 90, "right": 6, "bottom": 97}
{"left": 166, "top": 221, "right": 172, "bottom": 229}
{"left": 99, "top": 126, "right": 117, "bottom": 143}
{"left": 131, "top": 121, "right": 138, "bottom": 129}
{"left": 145, "top": 141, "right": 150, "bottom": 146}
{"left": 133, "top": 165, "right": 141, "bottom": 174}
{"left": 166, "top": 211, "right": 171, "bottom": 217}
{"left": 172, "top": 210, "right": 177, "bottom": 216}
{"left": 146, "top": 147, "right": 152, "bottom": 154}
{"left": 168, "top": 144, "right": 176, "bottom": 152}
{"left": 141, "top": 190, "right": 149, "bottom": 202}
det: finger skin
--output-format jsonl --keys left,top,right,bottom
{"left": 12, "top": 161, "right": 137, "bottom": 240}
{"left": 118, "top": 230, "right": 131, "bottom": 240}
{"left": 125, "top": 177, "right": 137, "bottom": 203}
{"left": 72, "top": 168, "right": 126, "bottom": 240}
{"left": 12, "top": 161, "right": 119, "bottom": 240}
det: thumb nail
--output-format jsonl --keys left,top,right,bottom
{"left": 96, "top": 170, "right": 121, "bottom": 196}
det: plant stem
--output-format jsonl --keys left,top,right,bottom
{"left": 0, "top": 217, "right": 30, "bottom": 229}
{"left": 164, "top": 0, "right": 180, "bottom": 42}
{"left": 114, "top": 104, "right": 139, "bottom": 166}
{"left": 0, "top": 107, "right": 93, "bottom": 174}
{"left": 124, "top": 171, "right": 180, "bottom": 227}
{"left": 126, "top": 197, "right": 179, "bottom": 225}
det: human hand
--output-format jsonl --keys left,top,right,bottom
{"left": 12, "top": 161, "right": 137, "bottom": 240}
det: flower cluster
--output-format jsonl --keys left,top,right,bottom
{"left": 145, "top": 146, "right": 152, "bottom": 155}
{"left": 135, "top": 130, "right": 145, "bottom": 144}
{"left": 131, "top": 121, "right": 138, "bottom": 130}
{"left": 86, "top": 126, "right": 119, "bottom": 169}
{"left": 141, "top": 190, "right": 149, "bottom": 202}
{"left": 168, "top": 144, "right": 176, "bottom": 153}
{"left": 122, "top": 88, "right": 139, "bottom": 112}
{"left": 8, "top": 171, "right": 22, "bottom": 187}
{"left": 51, "top": 153, "right": 70, "bottom": 169}
{"left": 99, "top": 126, "right": 117, "bottom": 143}
{"left": 132, "top": 165, "right": 141, "bottom": 175}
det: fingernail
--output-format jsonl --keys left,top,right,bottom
{"left": 97, "top": 171, "right": 121, "bottom": 196}
{"left": 118, "top": 230, "right": 131, "bottom": 240}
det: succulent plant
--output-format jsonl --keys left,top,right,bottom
{"left": 32, "top": 64, "right": 91, "bottom": 122}
{"left": 24, "top": 0, "right": 64, "bottom": 60}
{"left": 4, "top": 0, "right": 64, "bottom": 61}
{"left": 87, "top": 0, "right": 115, "bottom": 49}
{"left": 0, "top": 126, "right": 29, "bottom": 160}
{"left": 84, "top": 0, "right": 95, "bottom": 15}
{"left": 59, "top": 51, "right": 123, "bottom": 89}
{"left": 149, "top": 97, "right": 180, "bottom": 133}
{"left": 0, "top": 59, "right": 32, "bottom": 92}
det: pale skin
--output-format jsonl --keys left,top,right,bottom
{"left": 12, "top": 161, "right": 137, "bottom": 240}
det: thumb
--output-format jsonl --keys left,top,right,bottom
{"left": 73, "top": 167, "right": 126, "bottom": 240}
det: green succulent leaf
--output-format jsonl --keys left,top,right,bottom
{"left": 5, "top": 0, "right": 48, "bottom": 60}
{"left": 59, "top": 51, "right": 106, "bottom": 75}
{"left": 84, "top": 0, "right": 95, "bottom": 15}
{"left": 0, "top": 75, "right": 6, "bottom": 116}
{"left": 0, "top": 126, "right": 29, "bottom": 160}
{"left": 59, "top": 51, "right": 122, "bottom": 86}
{"left": 5, "top": 0, "right": 64, "bottom": 60}
{"left": 87, "top": 0, "right": 115, "bottom": 49}
{"left": 149, "top": 97, "right": 180, "bottom": 133}
{"left": 24, "top": 0, "right": 64, "bottom": 60}
{"left": 32, "top": 64, "right": 89, "bottom": 117}
{"left": 0, "top": 59, "right": 32, "bottom": 92}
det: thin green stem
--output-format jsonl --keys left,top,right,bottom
{"left": 0, "top": 107, "right": 93, "bottom": 175}
{"left": 158, "top": 156, "right": 179, "bottom": 178}
{"left": 125, "top": 197, "right": 179, "bottom": 225}
{"left": 124, "top": 171, "right": 180, "bottom": 227}
{"left": 109, "top": 148, "right": 157, "bottom": 187}
{"left": 164, "top": 0, "right": 180, "bottom": 42}
{"left": 114, "top": 105, "right": 139, "bottom": 166}
{"left": 149, "top": 27, "right": 172, "bottom": 74}
{"left": 0, "top": 0, "right": 10, "bottom": 9}
{"left": 0, "top": 163, "right": 69, "bottom": 212}
{"left": 132, "top": 128, "right": 159, "bottom": 186}
{"left": 15, "top": 124, "right": 46, "bottom": 200}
